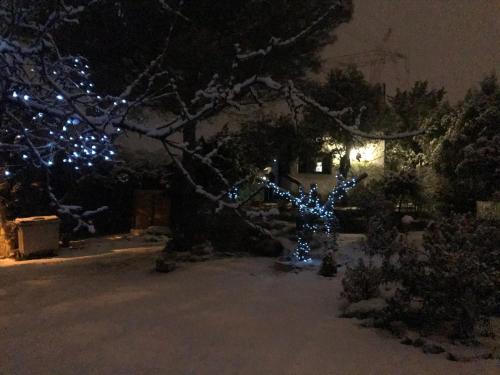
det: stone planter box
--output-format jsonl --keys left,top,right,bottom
{"left": 14, "top": 216, "right": 60, "bottom": 258}
{"left": 476, "top": 201, "right": 500, "bottom": 221}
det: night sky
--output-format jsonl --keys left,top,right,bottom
{"left": 318, "top": 0, "right": 500, "bottom": 102}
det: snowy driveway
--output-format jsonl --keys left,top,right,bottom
{"left": 0, "top": 235, "right": 497, "bottom": 375}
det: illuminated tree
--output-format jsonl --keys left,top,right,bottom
{"left": 0, "top": 1, "right": 123, "bottom": 231}
{"left": 261, "top": 173, "right": 366, "bottom": 262}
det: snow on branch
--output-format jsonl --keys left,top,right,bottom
{"left": 236, "top": 0, "right": 345, "bottom": 61}
{"left": 1, "top": 0, "right": 424, "bottom": 234}
{"left": 158, "top": 0, "right": 191, "bottom": 22}
{"left": 0, "top": 1, "right": 143, "bottom": 181}
{"left": 47, "top": 178, "right": 107, "bottom": 234}
{"left": 0, "top": 1, "right": 122, "bottom": 232}
{"left": 257, "top": 77, "right": 426, "bottom": 140}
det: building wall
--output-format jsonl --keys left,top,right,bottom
{"left": 349, "top": 140, "right": 385, "bottom": 178}
{"left": 289, "top": 140, "right": 385, "bottom": 197}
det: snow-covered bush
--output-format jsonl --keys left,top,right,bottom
{"left": 341, "top": 259, "right": 382, "bottom": 303}
{"left": 319, "top": 250, "right": 337, "bottom": 277}
{"left": 388, "top": 215, "right": 500, "bottom": 339}
{"left": 365, "top": 215, "right": 399, "bottom": 257}
{"left": 342, "top": 213, "right": 500, "bottom": 340}
{"left": 430, "top": 75, "right": 500, "bottom": 212}
{"left": 341, "top": 214, "right": 398, "bottom": 303}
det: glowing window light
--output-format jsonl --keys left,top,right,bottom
{"left": 315, "top": 161, "right": 323, "bottom": 173}
{"left": 349, "top": 142, "right": 379, "bottom": 162}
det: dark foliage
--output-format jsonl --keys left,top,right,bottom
{"left": 381, "top": 169, "right": 423, "bottom": 211}
{"left": 385, "top": 81, "right": 446, "bottom": 171}
{"left": 57, "top": 0, "right": 353, "bottom": 95}
{"left": 167, "top": 128, "right": 259, "bottom": 251}
{"left": 0, "top": 169, "right": 51, "bottom": 222}
{"left": 209, "top": 209, "right": 259, "bottom": 254}
{"left": 319, "top": 250, "right": 337, "bottom": 277}
{"left": 345, "top": 213, "right": 500, "bottom": 340}
{"left": 341, "top": 258, "right": 382, "bottom": 303}
{"left": 365, "top": 215, "right": 399, "bottom": 258}
{"left": 388, "top": 215, "right": 500, "bottom": 339}
{"left": 431, "top": 75, "right": 500, "bottom": 211}
{"left": 26, "top": 149, "right": 173, "bottom": 237}
{"left": 302, "top": 66, "right": 389, "bottom": 176}
{"left": 52, "top": 0, "right": 354, "bottom": 247}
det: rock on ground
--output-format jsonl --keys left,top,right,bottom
{"left": 342, "top": 298, "right": 388, "bottom": 319}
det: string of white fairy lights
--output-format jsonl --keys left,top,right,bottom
{"left": 2, "top": 57, "right": 121, "bottom": 178}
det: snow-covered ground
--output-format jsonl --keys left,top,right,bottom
{"left": 0, "top": 234, "right": 497, "bottom": 375}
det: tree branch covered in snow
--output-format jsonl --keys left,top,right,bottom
{"left": 0, "top": 1, "right": 122, "bottom": 229}
{"left": 1, "top": 0, "right": 422, "bottom": 232}
{"left": 235, "top": 0, "right": 344, "bottom": 61}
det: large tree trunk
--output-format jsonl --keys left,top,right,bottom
{"left": 339, "top": 144, "right": 352, "bottom": 177}
{"left": 167, "top": 122, "right": 211, "bottom": 252}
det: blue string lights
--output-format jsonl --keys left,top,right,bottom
{"left": 1, "top": 56, "right": 123, "bottom": 178}
{"left": 261, "top": 174, "right": 363, "bottom": 262}
{"left": 227, "top": 186, "right": 240, "bottom": 200}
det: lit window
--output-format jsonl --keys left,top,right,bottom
{"left": 315, "top": 162, "right": 323, "bottom": 173}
